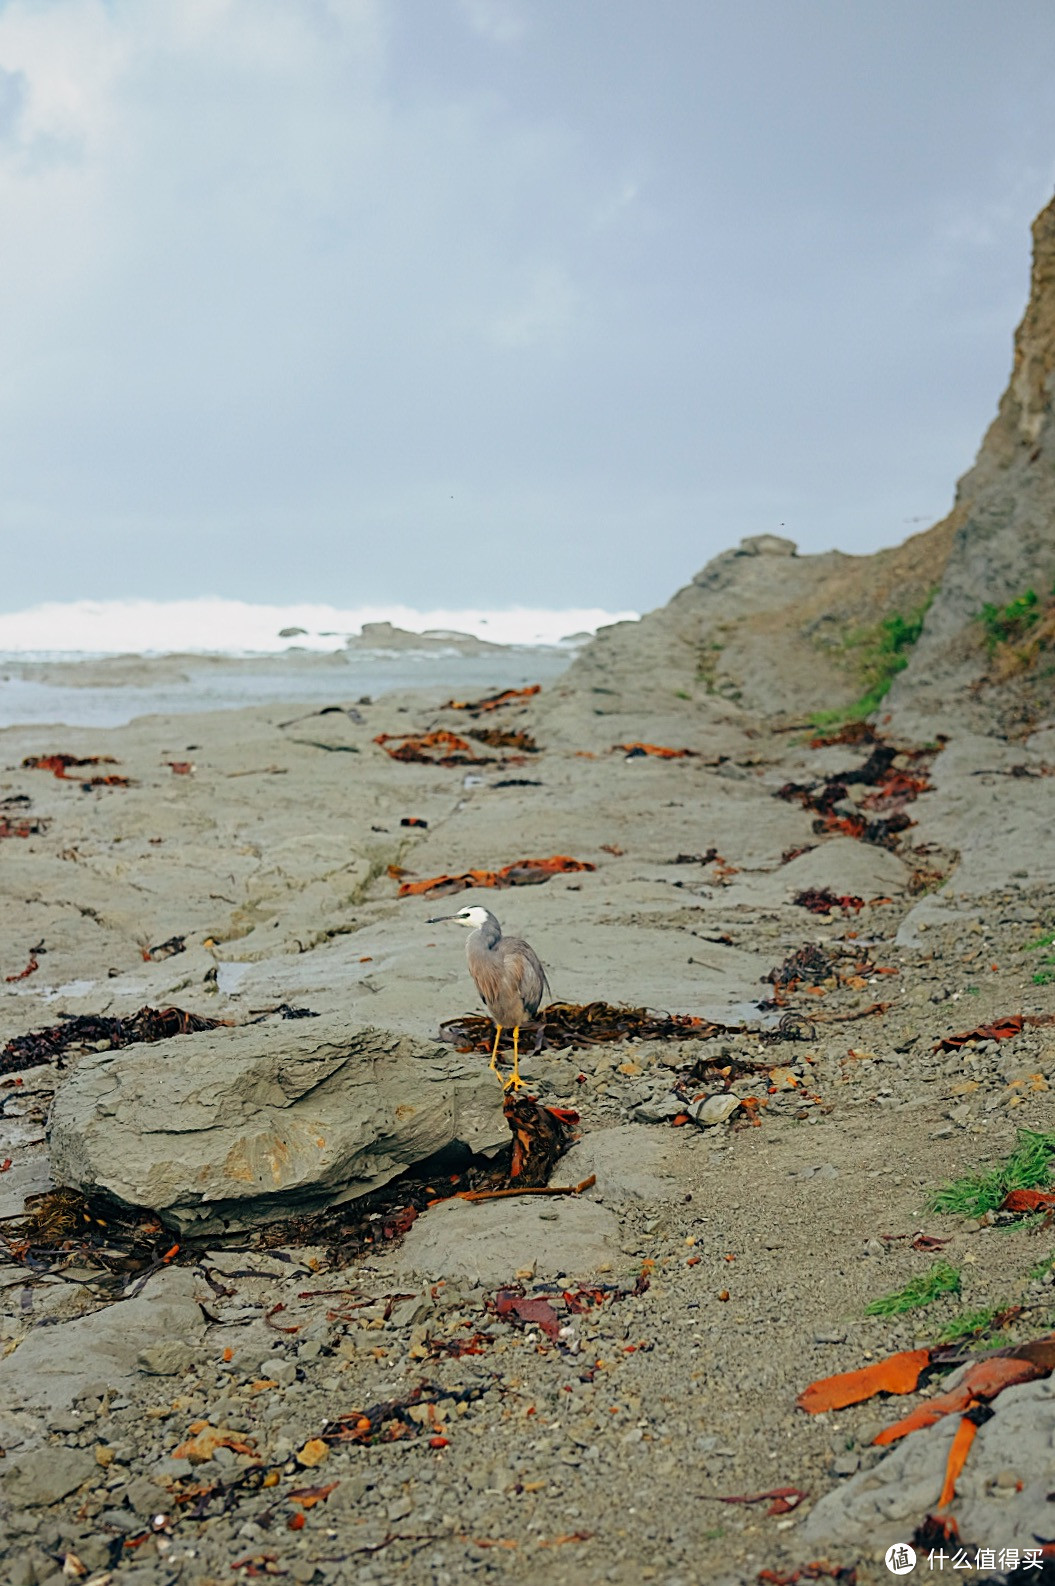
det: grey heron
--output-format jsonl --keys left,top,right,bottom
{"left": 428, "top": 905, "right": 549, "bottom": 1089}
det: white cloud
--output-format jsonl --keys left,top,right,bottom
{"left": 456, "top": 0, "right": 527, "bottom": 46}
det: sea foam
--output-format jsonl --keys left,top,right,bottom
{"left": 0, "top": 598, "right": 637, "bottom": 657}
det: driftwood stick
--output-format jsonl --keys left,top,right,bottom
{"left": 455, "top": 1174, "right": 597, "bottom": 1204}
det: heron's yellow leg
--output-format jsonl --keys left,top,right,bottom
{"left": 503, "top": 1026, "right": 524, "bottom": 1091}
{"left": 488, "top": 1025, "right": 504, "bottom": 1081}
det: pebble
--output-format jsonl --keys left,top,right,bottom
{"left": 688, "top": 1094, "right": 741, "bottom": 1126}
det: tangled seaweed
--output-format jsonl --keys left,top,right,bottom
{"left": 322, "top": 1380, "right": 491, "bottom": 1447}
{"left": 439, "top": 999, "right": 742, "bottom": 1055}
{"left": 467, "top": 727, "right": 539, "bottom": 752}
{"left": 1, "top": 1004, "right": 229, "bottom": 1077}
{"left": 0, "top": 816, "right": 48, "bottom": 839}
{"left": 373, "top": 731, "right": 493, "bottom": 767}
{"left": 776, "top": 732, "right": 941, "bottom": 849}
{"left": 1, "top": 1186, "right": 181, "bottom": 1294}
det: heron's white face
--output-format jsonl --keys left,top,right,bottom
{"left": 454, "top": 906, "right": 490, "bottom": 929}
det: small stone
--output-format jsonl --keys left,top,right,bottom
{"left": 388, "top": 1295, "right": 433, "bottom": 1329}
{"left": 94, "top": 1445, "right": 115, "bottom": 1467}
{"left": 137, "top": 1340, "right": 197, "bottom": 1377}
{"left": 47, "top": 1412, "right": 85, "bottom": 1434}
{"left": 297, "top": 1438, "right": 329, "bottom": 1468}
{"left": 634, "top": 1093, "right": 684, "bottom": 1123}
{"left": 688, "top": 1094, "right": 741, "bottom": 1127}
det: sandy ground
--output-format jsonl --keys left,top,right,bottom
{"left": 1, "top": 670, "right": 1054, "bottom": 1586}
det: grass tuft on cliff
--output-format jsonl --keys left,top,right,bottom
{"left": 810, "top": 591, "right": 935, "bottom": 727}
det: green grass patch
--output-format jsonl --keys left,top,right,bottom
{"left": 1023, "top": 933, "right": 1055, "bottom": 982}
{"left": 809, "top": 592, "right": 935, "bottom": 727}
{"left": 929, "top": 1129, "right": 1055, "bottom": 1219}
{"left": 936, "top": 1307, "right": 1004, "bottom": 1345}
{"left": 1028, "top": 1253, "right": 1055, "bottom": 1281}
{"left": 980, "top": 588, "right": 1041, "bottom": 653}
{"left": 865, "top": 1259, "right": 961, "bottom": 1317}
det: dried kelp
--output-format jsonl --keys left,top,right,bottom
{"left": 615, "top": 742, "right": 696, "bottom": 758}
{"left": 23, "top": 753, "right": 133, "bottom": 788}
{"left": 467, "top": 727, "right": 539, "bottom": 752}
{"left": 322, "top": 1380, "right": 490, "bottom": 1447}
{"left": 0, "top": 815, "right": 48, "bottom": 839}
{"left": 767, "top": 943, "right": 835, "bottom": 994}
{"left": 373, "top": 731, "right": 492, "bottom": 767}
{"left": 1, "top": 1005, "right": 230, "bottom": 1077}
{"left": 776, "top": 732, "right": 941, "bottom": 849}
{"left": 439, "top": 999, "right": 742, "bottom": 1055}
{"left": 400, "top": 855, "right": 594, "bottom": 898}
{"left": 932, "top": 1013, "right": 1055, "bottom": 1053}
{"left": 5, "top": 945, "right": 43, "bottom": 983}
{"left": 501, "top": 1092, "right": 578, "bottom": 1187}
{"left": 141, "top": 935, "right": 187, "bottom": 961}
{"left": 793, "top": 888, "right": 866, "bottom": 915}
{"left": 1, "top": 1186, "right": 180, "bottom": 1292}
{"left": 443, "top": 684, "right": 541, "bottom": 715}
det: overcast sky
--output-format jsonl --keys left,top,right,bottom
{"left": 2, "top": 0, "right": 1054, "bottom": 616}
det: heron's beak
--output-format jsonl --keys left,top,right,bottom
{"left": 427, "top": 914, "right": 455, "bottom": 924}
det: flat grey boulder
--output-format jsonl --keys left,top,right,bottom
{"left": 48, "top": 1019, "right": 507, "bottom": 1234}
{"left": 0, "top": 1447, "right": 97, "bottom": 1508}
{"left": 393, "top": 1194, "right": 626, "bottom": 1286}
{"left": 0, "top": 1267, "right": 207, "bottom": 1421}
{"left": 562, "top": 1125, "right": 683, "bottom": 1203}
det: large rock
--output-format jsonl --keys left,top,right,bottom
{"left": 536, "top": 522, "right": 954, "bottom": 736}
{"left": 48, "top": 1020, "right": 507, "bottom": 1234}
{"left": 802, "top": 1377, "right": 1055, "bottom": 1557}
{"left": 892, "top": 193, "right": 1055, "bottom": 730}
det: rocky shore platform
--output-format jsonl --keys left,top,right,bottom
{"left": 2, "top": 195, "right": 1055, "bottom": 1586}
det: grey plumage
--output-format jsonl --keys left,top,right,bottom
{"left": 463, "top": 909, "right": 548, "bottom": 1028}
{"left": 427, "top": 904, "right": 550, "bottom": 1087}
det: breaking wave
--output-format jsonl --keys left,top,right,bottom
{"left": 0, "top": 598, "right": 637, "bottom": 658}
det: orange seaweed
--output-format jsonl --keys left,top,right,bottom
{"left": 614, "top": 742, "right": 695, "bottom": 758}
{"left": 936, "top": 1415, "right": 978, "bottom": 1510}
{"left": 796, "top": 1349, "right": 932, "bottom": 1414}
{"left": 399, "top": 855, "right": 594, "bottom": 898}
{"left": 1001, "top": 1188, "right": 1055, "bottom": 1213}
{"left": 444, "top": 685, "right": 541, "bottom": 713}
{"left": 874, "top": 1354, "right": 1047, "bottom": 1445}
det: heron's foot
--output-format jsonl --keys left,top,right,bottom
{"left": 502, "top": 1069, "right": 525, "bottom": 1092}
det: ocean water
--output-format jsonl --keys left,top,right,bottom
{"left": 0, "top": 598, "right": 635, "bottom": 729}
